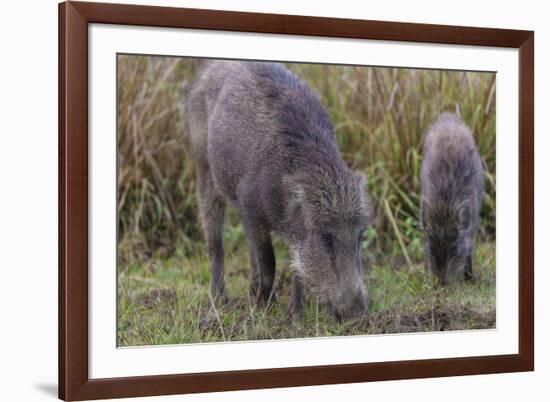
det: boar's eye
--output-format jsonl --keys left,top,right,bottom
{"left": 321, "top": 233, "right": 334, "bottom": 252}
{"left": 449, "top": 244, "right": 457, "bottom": 257}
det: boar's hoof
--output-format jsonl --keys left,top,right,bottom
{"left": 249, "top": 279, "right": 260, "bottom": 298}
{"left": 250, "top": 285, "right": 276, "bottom": 306}
{"left": 258, "top": 291, "right": 276, "bottom": 306}
{"left": 210, "top": 292, "right": 229, "bottom": 307}
{"left": 288, "top": 299, "right": 305, "bottom": 324}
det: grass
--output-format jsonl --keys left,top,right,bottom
{"left": 116, "top": 55, "right": 496, "bottom": 346}
{"left": 118, "top": 239, "right": 495, "bottom": 346}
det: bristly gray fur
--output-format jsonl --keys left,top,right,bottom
{"left": 185, "top": 61, "right": 371, "bottom": 320}
{"left": 420, "top": 112, "right": 484, "bottom": 284}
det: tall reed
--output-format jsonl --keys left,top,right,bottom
{"left": 117, "top": 56, "right": 496, "bottom": 266}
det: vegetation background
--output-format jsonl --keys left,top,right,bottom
{"left": 117, "top": 55, "right": 496, "bottom": 346}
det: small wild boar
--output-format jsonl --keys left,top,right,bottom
{"left": 185, "top": 61, "right": 371, "bottom": 320}
{"left": 420, "top": 113, "right": 484, "bottom": 284}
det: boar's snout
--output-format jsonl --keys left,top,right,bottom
{"left": 330, "top": 283, "right": 369, "bottom": 321}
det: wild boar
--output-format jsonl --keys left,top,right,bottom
{"left": 420, "top": 112, "right": 484, "bottom": 284}
{"left": 185, "top": 61, "right": 371, "bottom": 320}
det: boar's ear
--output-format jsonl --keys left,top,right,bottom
{"left": 459, "top": 200, "right": 471, "bottom": 230}
{"left": 354, "top": 171, "right": 373, "bottom": 218}
{"left": 283, "top": 175, "right": 306, "bottom": 206}
{"left": 354, "top": 171, "right": 367, "bottom": 188}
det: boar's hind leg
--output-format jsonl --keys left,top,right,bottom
{"left": 197, "top": 170, "right": 227, "bottom": 303}
{"left": 464, "top": 253, "right": 474, "bottom": 282}
{"left": 244, "top": 222, "right": 276, "bottom": 304}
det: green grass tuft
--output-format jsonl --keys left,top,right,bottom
{"left": 118, "top": 242, "right": 495, "bottom": 346}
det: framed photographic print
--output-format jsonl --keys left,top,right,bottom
{"left": 59, "top": 1, "right": 534, "bottom": 400}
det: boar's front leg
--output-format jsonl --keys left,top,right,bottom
{"left": 289, "top": 276, "right": 305, "bottom": 322}
{"left": 197, "top": 170, "right": 227, "bottom": 303}
{"left": 464, "top": 253, "right": 474, "bottom": 282}
{"left": 244, "top": 220, "right": 276, "bottom": 304}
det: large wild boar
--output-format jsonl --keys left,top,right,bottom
{"left": 185, "top": 61, "right": 371, "bottom": 320}
{"left": 420, "top": 113, "right": 484, "bottom": 284}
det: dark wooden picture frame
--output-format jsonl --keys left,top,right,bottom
{"left": 59, "top": 1, "right": 534, "bottom": 400}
